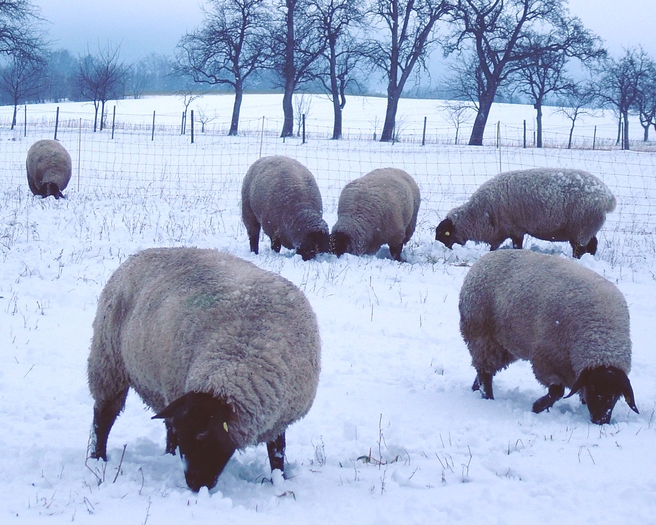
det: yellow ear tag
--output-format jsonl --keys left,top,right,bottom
{"left": 444, "top": 231, "right": 450, "bottom": 236}
{"left": 223, "top": 422, "right": 229, "bottom": 433}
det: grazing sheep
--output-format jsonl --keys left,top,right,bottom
{"left": 330, "top": 168, "right": 421, "bottom": 261}
{"left": 26, "top": 139, "right": 72, "bottom": 199}
{"left": 241, "top": 155, "right": 329, "bottom": 260}
{"left": 459, "top": 249, "right": 638, "bottom": 425}
{"left": 87, "top": 247, "right": 321, "bottom": 491}
{"left": 436, "top": 168, "right": 616, "bottom": 258}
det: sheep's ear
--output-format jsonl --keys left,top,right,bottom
{"left": 152, "top": 392, "right": 197, "bottom": 420}
{"left": 565, "top": 369, "right": 592, "bottom": 398}
{"left": 620, "top": 373, "right": 639, "bottom": 414}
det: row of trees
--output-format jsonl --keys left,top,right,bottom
{"left": 0, "top": 0, "right": 655, "bottom": 148}
{"left": 175, "top": 0, "right": 608, "bottom": 144}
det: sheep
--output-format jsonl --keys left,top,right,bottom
{"left": 241, "top": 155, "right": 330, "bottom": 261}
{"left": 87, "top": 247, "right": 321, "bottom": 492}
{"left": 459, "top": 249, "right": 639, "bottom": 425}
{"left": 330, "top": 168, "right": 421, "bottom": 262}
{"left": 435, "top": 168, "right": 616, "bottom": 258}
{"left": 26, "top": 139, "right": 72, "bottom": 199}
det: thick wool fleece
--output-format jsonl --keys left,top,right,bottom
{"left": 331, "top": 168, "right": 421, "bottom": 255}
{"left": 241, "top": 155, "right": 328, "bottom": 253}
{"left": 445, "top": 168, "right": 616, "bottom": 250}
{"left": 88, "top": 247, "right": 321, "bottom": 448}
{"left": 459, "top": 249, "right": 631, "bottom": 389}
{"left": 26, "top": 139, "right": 72, "bottom": 197}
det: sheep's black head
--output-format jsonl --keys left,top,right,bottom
{"left": 435, "top": 218, "right": 458, "bottom": 248}
{"left": 566, "top": 366, "right": 639, "bottom": 425}
{"left": 298, "top": 230, "right": 330, "bottom": 261}
{"left": 153, "top": 392, "right": 236, "bottom": 492}
{"left": 330, "top": 231, "right": 352, "bottom": 257}
{"left": 40, "top": 182, "right": 64, "bottom": 199}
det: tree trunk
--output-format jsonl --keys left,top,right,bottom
{"left": 100, "top": 100, "right": 106, "bottom": 131}
{"left": 93, "top": 102, "right": 99, "bottom": 132}
{"left": 280, "top": 0, "right": 296, "bottom": 138}
{"left": 281, "top": 88, "right": 294, "bottom": 138}
{"left": 229, "top": 81, "right": 243, "bottom": 136}
{"left": 380, "top": 91, "right": 400, "bottom": 142}
{"left": 11, "top": 104, "right": 17, "bottom": 130}
{"left": 534, "top": 101, "right": 543, "bottom": 148}
{"left": 642, "top": 123, "right": 649, "bottom": 142}
{"left": 331, "top": 95, "right": 343, "bottom": 140}
{"left": 328, "top": 40, "right": 342, "bottom": 140}
{"left": 469, "top": 92, "right": 495, "bottom": 146}
{"left": 622, "top": 109, "right": 630, "bottom": 150}
{"left": 568, "top": 121, "right": 575, "bottom": 149}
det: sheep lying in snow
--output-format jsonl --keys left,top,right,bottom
{"left": 242, "top": 155, "right": 329, "bottom": 260}
{"left": 87, "top": 247, "right": 321, "bottom": 491}
{"left": 330, "top": 168, "right": 421, "bottom": 261}
{"left": 436, "top": 168, "right": 616, "bottom": 258}
{"left": 26, "top": 139, "right": 72, "bottom": 199}
{"left": 459, "top": 249, "right": 639, "bottom": 425}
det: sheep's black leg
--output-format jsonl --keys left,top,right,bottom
{"left": 271, "top": 237, "right": 282, "bottom": 253}
{"left": 472, "top": 372, "right": 494, "bottom": 400}
{"left": 266, "top": 432, "right": 286, "bottom": 474}
{"left": 89, "top": 389, "right": 128, "bottom": 460}
{"left": 532, "top": 384, "right": 565, "bottom": 413}
{"left": 511, "top": 236, "right": 523, "bottom": 249}
{"left": 389, "top": 244, "right": 403, "bottom": 262}
{"left": 248, "top": 225, "right": 260, "bottom": 254}
{"left": 572, "top": 237, "right": 597, "bottom": 259}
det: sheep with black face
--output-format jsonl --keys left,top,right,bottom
{"left": 242, "top": 155, "right": 330, "bottom": 260}
{"left": 459, "top": 249, "right": 638, "bottom": 425}
{"left": 87, "top": 247, "right": 321, "bottom": 491}
{"left": 436, "top": 168, "right": 616, "bottom": 258}
{"left": 26, "top": 139, "right": 72, "bottom": 199}
{"left": 330, "top": 168, "right": 421, "bottom": 262}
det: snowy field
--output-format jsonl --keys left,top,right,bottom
{"left": 1, "top": 94, "right": 656, "bottom": 524}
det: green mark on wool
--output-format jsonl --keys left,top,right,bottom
{"left": 186, "top": 293, "right": 222, "bottom": 309}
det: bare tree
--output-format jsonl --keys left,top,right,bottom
{"left": 0, "top": 0, "right": 44, "bottom": 59}
{"left": 176, "top": 0, "right": 270, "bottom": 136}
{"left": 443, "top": 100, "right": 474, "bottom": 144}
{"left": 637, "top": 61, "right": 656, "bottom": 142}
{"left": 77, "top": 43, "right": 128, "bottom": 132}
{"left": 176, "top": 84, "right": 202, "bottom": 135}
{"left": 597, "top": 47, "right": 652, "bottom": 150}
{"left": 510, "top": 24, "right": 604, "bottom": 148}
{"left": 293, "top": 93, "right": 312, "bottom": 136}
{"left": 44, "top": 49, "right": 79, "bottom": 102}
{"left": 443, "top": 53, "right": 485, "bottom": 109}
{"left": 270, "top": 0, "right": 325, "bottom": 138}
{"left": 0, "top": 51, "right": 46, "bottom": 128}
{"left": 366, "top": 0, "right": 451, "bottom": 142}
{"left": 447, "top": 0, "right": 600, "bottom": 146}
{"left": 309, "top": 0, "right": 364, "bottom": 139}
{"left": 556, "top": 82, "right": 598, "bottom": 149}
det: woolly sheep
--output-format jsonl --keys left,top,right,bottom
{"left": 459, "top": 249, "right": 639, "bottom": 425}
{"left": 26, "top": 139, "right": 72, "bottom": 199}
{"left": 87, "top": 247, "right": 321, "bottom": 491}
{"left": 436, "top": 168, "right": 616, "bottom": 258}
{"left": 330, "top": 168, "right": 421, "bottom": 261}
{"left": 241, "top": 155, "right": 330, "bottom": 260}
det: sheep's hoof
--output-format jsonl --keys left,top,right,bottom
{"left": 472, "top": 373, "right": 494, "bottom": 399}
{"left": 532, "top": 384, "right": 565, "bottom": 413}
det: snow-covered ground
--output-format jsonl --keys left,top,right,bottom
{"left": 1, "top": 95, "right": 656, "bottom": 524}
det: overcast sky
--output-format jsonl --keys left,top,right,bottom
{"left": 34, "top": 0, "right": 656, "bottom": 62}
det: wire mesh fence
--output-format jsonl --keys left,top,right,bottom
{"left": 1, "top": 96, "right": 656, "bottom": 268}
